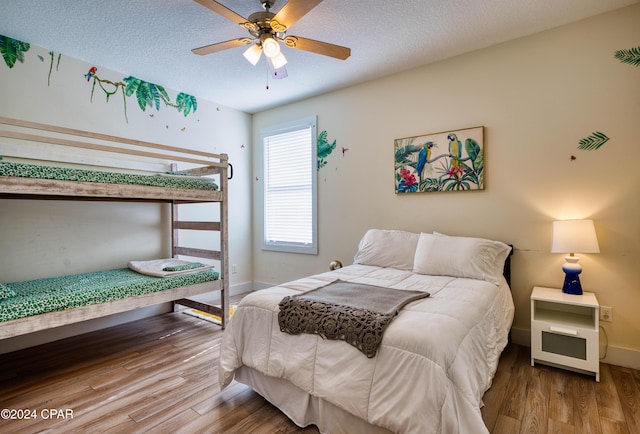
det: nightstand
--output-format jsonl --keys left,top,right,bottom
{"left": 531, "top": 286, "right": 600, "bottom": 381}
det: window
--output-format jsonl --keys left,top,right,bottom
{"left": 261, "top": 116, "right": 317, "bottom": 254}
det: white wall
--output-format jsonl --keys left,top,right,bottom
{"left": 252, "top": 5, "right": 640, "bottom": 367}
{"left": 0, "top": 39, "right": 253, "bottom": 352}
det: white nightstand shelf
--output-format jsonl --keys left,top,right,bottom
{"left": 531, "top": 286, "right": 600, "bottom": 381}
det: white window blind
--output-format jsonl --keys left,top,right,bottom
{"left": 261, "top": 117, "right": 317, "bottom": 254}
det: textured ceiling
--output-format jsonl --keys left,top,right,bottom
{"left": 0, "top": 0, "right": 637, "bottom": 113}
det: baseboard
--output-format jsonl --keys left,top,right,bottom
{"left": 252, "top": 281, "right": 275, "bottom": 291}
{"left": 600, "top": 346, "right": 640, "bottom": 370}
{"left": 230, "top": 281, "right": 255, "bottom": 296}
{"left": 510, "top": 326, "right": 640, "bottom": 370}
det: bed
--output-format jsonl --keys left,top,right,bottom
{"left": 219, "top": 229, "right": 514, "bottom": 434}
{"left": 0, "top": 116, "right": 230, "bottom": 339}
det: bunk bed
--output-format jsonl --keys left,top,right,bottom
{"left": 0, "top": 116, "right": 229, "bottom": 340}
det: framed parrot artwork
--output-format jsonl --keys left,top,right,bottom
{"left": 394, "top": 126, "right": 484, "bottom": 193}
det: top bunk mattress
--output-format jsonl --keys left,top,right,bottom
{"left": 0, "top": 267, "right": 220, "bottom": 323}
{"left": 0, "top": 159, "right": 219, "bottom": 191}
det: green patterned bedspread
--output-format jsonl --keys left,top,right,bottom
{"left": 0, "top": 160, "right": 219, "bottom": 190}
{"left": 0, "top": 268, "right": 219, "bottom": 323}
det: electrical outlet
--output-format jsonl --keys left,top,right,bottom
{"left": 600, "top": 306, "right": 612, "bottom": 322}
{"left": 231, "top": 264, "right": 237, "bottom": 274}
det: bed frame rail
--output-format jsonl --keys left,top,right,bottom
{"left": 0, "top": 116, "right": 226, "bottom": 170}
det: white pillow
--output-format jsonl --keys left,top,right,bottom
{"left": 413, "top": 232, "right": 511, "bottom": 285}
{"left": 353, "top": 229, "right": 420, "bottom": 270}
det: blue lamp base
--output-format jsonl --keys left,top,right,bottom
{"left": 562, "top": 272, "right": 583, "bottom": 295}
{"left": 561, "top": 256, "right": 583, "bottom": 295}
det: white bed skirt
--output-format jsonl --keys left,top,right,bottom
{"left": 236, "top": 366, "right": 394, "bottom": 434}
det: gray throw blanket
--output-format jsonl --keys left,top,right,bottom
{"left": 278, "top": 280, "right": 430, "bottom": 358}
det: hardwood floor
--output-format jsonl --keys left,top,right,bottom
{"left": 0, "top": 310, "right": 638, "bottom": 433}
{"left": 481, "top": 343, "right": 640, "bottom": 434}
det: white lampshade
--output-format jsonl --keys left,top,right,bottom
{"left": 266, "top": 56, "right": 288, "bottom": 79}
{"left": 270, "top": 51, "right": 288, "bottom": 69}
{"left": 551, "top": 219, "right": 600, "bottom": 254}
{"left": 243, "top": 44, "right": 262, "bottom": 66}
{"left": 262, "top": 37, "right": 281, "bottom": 58}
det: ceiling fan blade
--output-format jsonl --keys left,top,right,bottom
{"left": 271, "top": 0, "right": 323, "bottom": 30}
{"left": 284, "top": 36, "right": 351, "bottom": 60}
{"left": 193, "top": 0, "right": 248, "bottom": 26}
{"left": 192, "top": 38, "right": 251, "bottom": 56}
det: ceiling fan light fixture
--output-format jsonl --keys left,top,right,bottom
{"left": 271, "top": 51, "right": 288, "bottom": 69}
{"left": 266, "top": 56, "right": 288, "bottom": 79}
{"left": 262, "top": 36, "right": 281, "bottom": 58}
{"left": 243, "top": 43, "right": 263, "bottom": 65}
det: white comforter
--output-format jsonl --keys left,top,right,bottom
{"left": 219, "top": 264, "right": 514, "bottom": 434}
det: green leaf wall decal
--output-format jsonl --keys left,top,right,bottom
{"left": 614, "top": 46, "right": 640, "bottom": 67}
{"left": 0, "top": 35, "right": 30, "bottom": 68}
{"left": 1, "top": 33, "right": 198, "bottom": 121}
{"left": 156, "top": 85, "right": 170, "bottom": 110}
{"left": 123, "top": 76, "right": 167, "bottom": 112}
{"left": 123, "top": 76, "right": 141, "bottom": 97}
{"left": 317, "top": 130, "right": 337, "bottom": 170}
{"left": 176, "top": 93, "right": 197, "bottom": 116}
{"left": 578, "top": 132, "right": 609, "bottom": 151}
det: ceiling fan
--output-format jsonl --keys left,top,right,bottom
{"left": 192, "top": 0, "right": 351, "bottom": 79}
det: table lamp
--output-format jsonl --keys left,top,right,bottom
{"left": 551, "top": 219, "right": 600, "bottom": 295}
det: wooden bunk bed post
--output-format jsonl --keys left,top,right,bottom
{"left": 171, "top": 163, "right": 180, "bottom": 264}
{"left": 171, "top": 179, "right": 180, "bottom": 316}
{"left": 220, "top": 155, "right": 229, "bottom": 328}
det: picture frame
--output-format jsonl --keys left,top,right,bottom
{"left": 394, "top": 126, "right": 484, "bottom": 193}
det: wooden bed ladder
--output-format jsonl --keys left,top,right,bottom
{"left": 170, "top": 160, "right": 230, "bottom": 328}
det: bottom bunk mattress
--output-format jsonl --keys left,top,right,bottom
{"left": 219, "top": 264, "right": 514, "bottom": 434}
{"left": 0, "top": 268, "right": 219, "bottom": 323}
